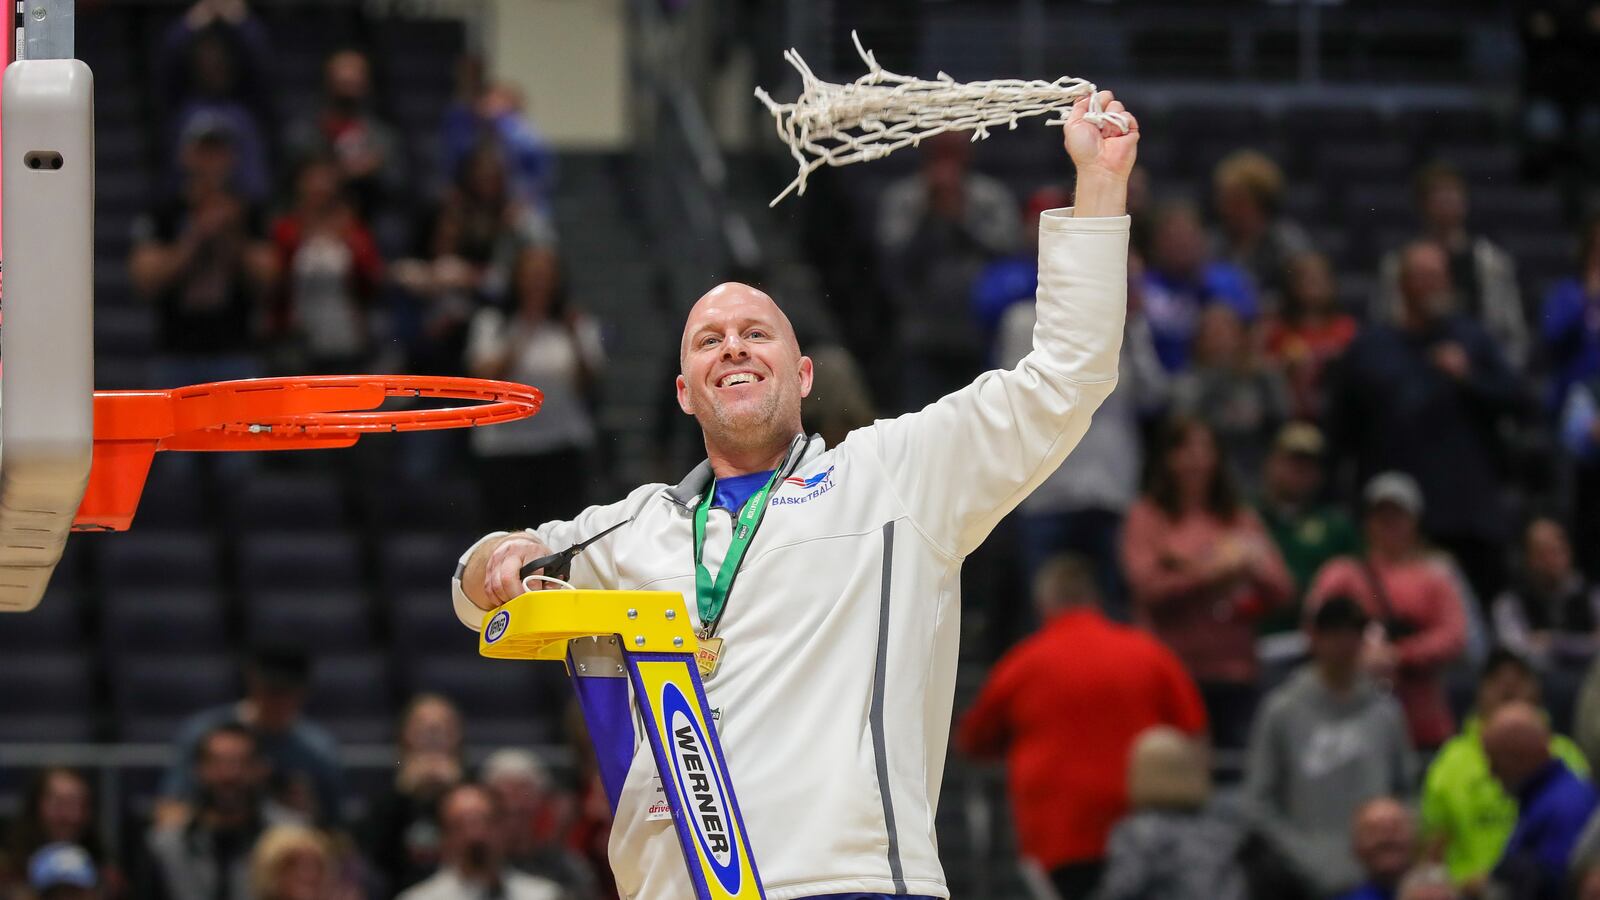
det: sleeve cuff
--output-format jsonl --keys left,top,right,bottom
{"left": 1039, "top": 207, "right": 1132, "bottom": 233}
{"left": 450, "top": 529, "right": 537, "bottom": 631}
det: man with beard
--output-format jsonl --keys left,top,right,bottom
{"left": 157, "top": 645, "right": 344, "bottom": 828}
{"left": 399, "top": 783, "right": 563, "bottom": 900}
{"left": 142, "top": 724, "right": 300, "bottom": 900}
{"left": 453, "top": 93, "right": 1138, "bottom": 899}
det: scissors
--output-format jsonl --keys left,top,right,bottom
{"left": 517, "top": 517, "right": 631, "bottom": 583}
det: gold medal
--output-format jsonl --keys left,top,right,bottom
{"left": 696, "top": 636, "right": 725, "bottom": 679}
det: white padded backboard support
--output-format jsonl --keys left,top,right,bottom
{"left": 0, "top": 59, "right": 94, "bottom": 612}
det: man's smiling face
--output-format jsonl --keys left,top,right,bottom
{"left": 676, "top": 283, "right": 812, "bottom": 454}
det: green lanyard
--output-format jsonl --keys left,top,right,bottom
{"left": 692, "top": 467, "right": 785, "bottom": 636}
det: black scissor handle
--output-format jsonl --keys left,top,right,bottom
{"left": 514, "top": 518, "right": 630, "bottom": 586}
{"left": 519, "top": 550, "right": 575, "bottom": 583}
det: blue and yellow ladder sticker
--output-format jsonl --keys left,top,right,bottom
{"left": 629, "top": 653, "right": 766, "bottom": 900}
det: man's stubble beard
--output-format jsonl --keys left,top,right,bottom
{"left": 699, "top": 383, "right": 797, "bottom": 454}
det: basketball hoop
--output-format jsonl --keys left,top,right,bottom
{"left": 74, "top": 375, "right": 543, "bottom": 531}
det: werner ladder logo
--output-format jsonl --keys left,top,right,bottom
{"left": 484, "top": 609, "right": 510, "bottom": 643}
{"left": 660, "top": 681, "right": 743, "bottom": 894}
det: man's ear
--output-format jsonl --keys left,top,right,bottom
{"left": 798, "top": 356, "right": 814, "bottom": 399}
{"left": 675, "top": 374, "right": 695, "bottom": 415}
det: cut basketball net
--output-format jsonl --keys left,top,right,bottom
{"left": 755, "top": 31, "right": 1130, "bottom": 206}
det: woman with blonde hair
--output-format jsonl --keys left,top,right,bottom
{"left": 1096, "top": 727, "right": 1245, "bottom": 900}
{"left": 1095, "top": 727, "right": 1312, "bottom": 900}
{"left": 250, "top": 825, "right": 332, "bottom": 900}
{"left": 1212, "top": 149, "right": 1313, "bottom": 310}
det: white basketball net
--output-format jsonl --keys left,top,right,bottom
{"left": 754, "top": 31, "right": 1129, "bottom": 206}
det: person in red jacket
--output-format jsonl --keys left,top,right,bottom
{"left": 957, "top": 554, "right": 1209, "bottom": 900}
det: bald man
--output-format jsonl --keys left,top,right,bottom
{"left": 449, "top": 95, "right": 1138, "bottom": 900}
{"left": 1485, "top": 702, "right": 1599, "bottom": 900}
{"left": 1339, "top": 798, "right": 1417, "bottom": 900}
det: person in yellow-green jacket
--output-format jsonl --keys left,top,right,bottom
{"left": 1421, "top": 648, "right": 1590, "bottom": 885}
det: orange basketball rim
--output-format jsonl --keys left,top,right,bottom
{"left": 73, "top": 375, "right": 542, "bottom": 531}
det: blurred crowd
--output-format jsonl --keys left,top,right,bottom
{"left": 0, "top": 646, "right": 614, "bottom": 900}
{"left": 888, "top": 34, "right": 1600, "bottom": 900}
{"left": 4, "top": 0, "right": 608, "bottom": 898}
{"left": 123, "top": 0, "right": 601, "bottom": 517}
{"left": 4, "top": 0, "right": 1600, "bottom": 898}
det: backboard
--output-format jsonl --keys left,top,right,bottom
{"left": 0, "top": 0, "right": 94, "bottom": 612}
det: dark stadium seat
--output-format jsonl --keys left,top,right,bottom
{"left": 1282, "top": 183, "right": 1325, "bottom": 223}
{"left": 98, "top": 531, "right": 222, "bottom": 589}
{"left": 462, "top": 718, "right": 550, "bottom": 748}
{"left": 1499, "top": 232, "right": 1577, "bottom": 289}
{"left": 227, "top": 472, "right": 350, "bottom": 533}
{"left": 132, "top": 456, "right": 211, "bottom": 530}
{"left": 0, "top": 586, "right": 87, "bottom": 652}
{"left": 0, "top": 714, "right": 98, "bottom": 743}
{"left": 403, "top": 655, "right": 566, "bottom": 744}
{"left": 1401, "top": 105, "right": 1501, "bottom": 144}
{"left": 304, "top": 652, "right": 395, "bottom": 744}
{"left": 238, "top": 534, "right": 363, "bottom": 590}
{"left": 1281, "top": 103, "right": 1385, "bottom": 141}
{"left": 0, "top": 652, "right": 99, "bottom": 739}
{"left": 1471, "top": 185, "right": 1564, "bottom": 231}
{"left": 1313, "top": 140, "right": 1415, "bottom": 183}
{"left": 0, "top": 652, "right": 96, "bottom": 714}
{"left": 101, "top": 589, "right": 228, "bottom": 655}
{"left": 1307, "top": 225, "right": 1361, "bottom": 273}
{"left": 1340, "top": 183, "right": 1415, "bottom": 230}
{"left": 1167, "top": 105, "right": 1270, "bottom": 142}
{"left": 1372, "top": 225, "right": 1416, "bottom": 262}
{"left": 391, "top": 590, "right": 477, "bottom": 660}
{"left": 364, "top": 477, "right": 486, "bottom": 538}
{"left": 109, "top": 654, "right": 236, "bottom": 741}
{"left": 1436, "top": 144, "right": 1520, "bottom": 183}
{"left": 1337, "top": 273, "right": 1379, "bottom": 320}
{"left": 1179, "top": 138, "right": 1293, "bottom": 181}
{"left": 93, "top": 355, "right": 153, "bottom": 392}
{"left": 244, "top": 589, "right": 373, "bottom": 653}
{"left": 378, "top": 533, "right": 464, "bottom": 595}
{"left": 94, "top": 307, "right": 157, "bottom": 356}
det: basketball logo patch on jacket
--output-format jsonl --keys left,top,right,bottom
{"left": 774, "top": 466, "right": 837, "bottom": 505}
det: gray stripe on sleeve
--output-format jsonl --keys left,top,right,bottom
{"left": 871, "top": 520, "right": 908, "bottom": 893}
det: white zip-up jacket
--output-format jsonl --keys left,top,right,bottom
{"left": 452, "top": 208, "right": 1129, "bottom": 899}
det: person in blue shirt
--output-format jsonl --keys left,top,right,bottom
{"left": 156, "top": 645, "right": 345, "bottom": 828}
{"left": 1565, "top": 375, "right": 1600, "bottom": 578}
{"left": 1539, "top": 218, "right": 1600, "bottom": 416}
{"left": 1335, "top": 798, "right": 1418, "bottom": 900}
{"left": 970, "top": 186, "right": 1073, "bottom": 341}
{"left": 1487, "top": 701, "right": 1600, "bottom": 900}
{"left": 1141, "top": 202, "right": 1257, "bottom": 372}
{"left": 441, "top": 76, "right": 557, "bottom": 210}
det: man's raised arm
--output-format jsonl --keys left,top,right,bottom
{"left": 857, "top": 91, "right": 1137, "bottom": 558}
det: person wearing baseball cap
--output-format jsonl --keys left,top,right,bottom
{"left": 1258, "top": 422, "right": 1361, "bottom": 637}
{"left": 28, "top": 842, "right": 97, "bottom": 900}
{"left": 1244, "top": 595, "right": 1415, "bottom": 895}
{"left": 1304, "top": 472, "right": 1470, "bottom": 748}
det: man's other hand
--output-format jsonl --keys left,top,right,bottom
{"left": 476, "top": 534, "right": 559, "bottom": 610}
